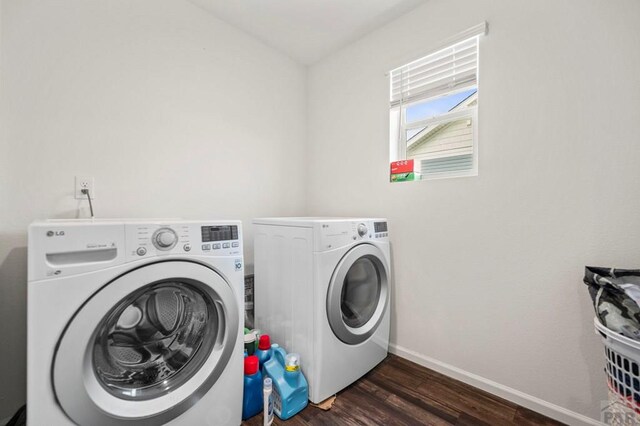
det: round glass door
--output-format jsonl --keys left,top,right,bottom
{"left": 92, "top": 281, "right": 217, "bottom": 401}
{"left": 341, "top": 257, "right": 381, "bottom": 328}
{"left": 327, "top": 244, "right": 389, "bottom": 345}
{"left": 53, "top": 261, "right": 239, "bottom": 426}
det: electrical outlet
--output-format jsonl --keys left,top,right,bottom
{"left": 75, "top": 176, "right": 96, "bottom": 199}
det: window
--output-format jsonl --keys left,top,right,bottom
{"left": 389, "top": 23, "right": 486, "bottom": 181}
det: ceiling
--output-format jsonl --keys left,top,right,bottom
{"left": 189, "top": 0, "right": 427, "bottom": 65}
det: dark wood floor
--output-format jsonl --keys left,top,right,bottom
{"left": 242, "top": 354, "right": 564, "bottom": 426}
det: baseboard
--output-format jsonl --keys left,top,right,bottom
{"left": 388, "top": 343, "right": 601, "bottom": 426}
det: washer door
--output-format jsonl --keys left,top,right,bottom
{"left": 53, "top": 261, "right": 240, "bottom": 426}
{"left": 326, "top": 244, "right": 389, "bottom": 345}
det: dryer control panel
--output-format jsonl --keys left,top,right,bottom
{"left": 314, "top": 219, "right": 388, "bottom": 252}
{"left": 126, "top": 222, "right": 242, "bottom": 260}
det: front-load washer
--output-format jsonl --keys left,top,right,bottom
{"left": 28, "top": 219, "right": 245, "bottom": 426}
{"left": 253, "top": 217, "right": 390, "bottom": 403}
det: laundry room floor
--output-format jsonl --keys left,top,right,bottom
{"left": 242, "top": 354, "right": 564, "bottom": 425}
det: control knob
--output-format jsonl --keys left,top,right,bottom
{"left": 357, "top": 223, "right": 368, "bottom": 237}
{"left": 153, "top": 228, "right": 178, "bottom": 250}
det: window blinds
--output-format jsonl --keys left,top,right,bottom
{"left": 390, "top": 23, "right": 486, "bottom": 108}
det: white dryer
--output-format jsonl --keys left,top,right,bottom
{"left": 28, "top": 220, "right": 244, "bottom": 426}
{"left": 253, "top": 217, "right": 390, "bottom": 403}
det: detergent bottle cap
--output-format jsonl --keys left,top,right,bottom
{"left": 244, "top": 355, "right": 259, "bottom": 375}
{"left": 258, "top": 334, "right": 271, "bottom": 350}
{"left": 271, "top": 343, "right": 279, "bottom": 349}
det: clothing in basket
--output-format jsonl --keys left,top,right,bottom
{"left": 584, "top": 266, "right": 640, "bottom": 341}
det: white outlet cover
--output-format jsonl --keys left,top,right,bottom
{"left": 75, "top": 176, "right": 96, "bottom": 199}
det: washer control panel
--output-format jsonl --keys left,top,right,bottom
{"left": 126, "top": 222, "right": 242, "bottom": 259}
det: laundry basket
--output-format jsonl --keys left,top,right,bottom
{"left": 595, "top": 317, "right": 640, "bottom": 423}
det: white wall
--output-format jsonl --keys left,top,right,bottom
{"left": 0, "top": 0, "right": 306, "bottom": 419}
{"left": 307, "top": 0, "right": 640, "bottom": 422}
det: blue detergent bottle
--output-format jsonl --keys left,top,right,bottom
{"left": 242, "top": 355, "right": 263, "bottom": 420}
{"left": 255, "top": 334, "right": 272, "bottom": 369}
{"left": 262, "top": 345, "right": 308, "bottom": 420}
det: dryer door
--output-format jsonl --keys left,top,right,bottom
{"left": 53, "top": 261, "right": 240, "bottom": 426}
{"left": 326, "top": 244, "right": 389, "bottom": 345}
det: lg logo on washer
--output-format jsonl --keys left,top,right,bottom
{"left": 46, "top": 230, "right": 65, "bottom": 237}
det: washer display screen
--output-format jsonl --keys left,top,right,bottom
{"left": 201, "top": 225, "right": 238, "bottom": 242}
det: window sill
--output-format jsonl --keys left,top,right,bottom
{"left": 389, "top": 169, "right": 478, "bottom": 183}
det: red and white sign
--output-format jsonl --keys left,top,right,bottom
{"left": 390, "top": 160, "right": 415, "bottom": 174}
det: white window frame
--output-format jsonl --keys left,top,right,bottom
{"left": 389, "top": 23, "right": 487, "bottom": 181}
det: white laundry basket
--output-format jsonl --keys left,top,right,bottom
{"left": 595, "top": 317, "right": 640, "bottom": 423}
